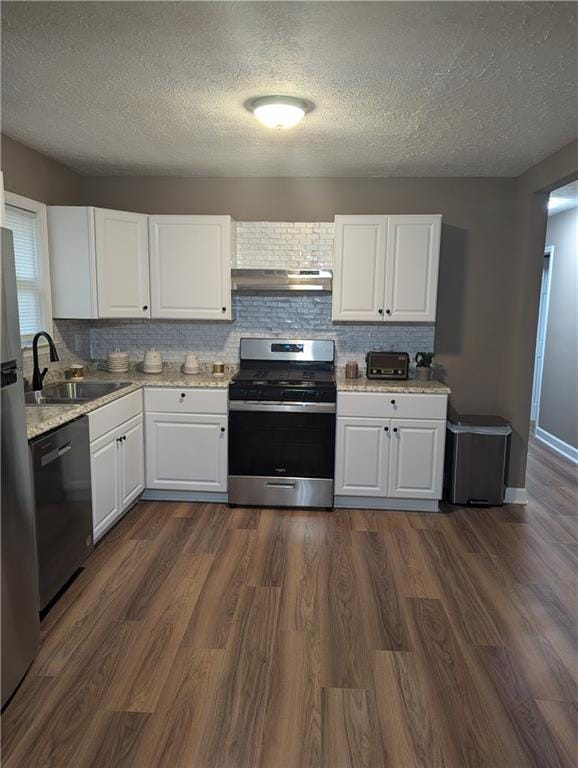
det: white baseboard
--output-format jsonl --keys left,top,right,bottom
{"left": 334, "top": 496, "right": 439, "bottom": 512}
{"left": 504, "top": 487, "right": 528, "bottom": 505}
{"left": 535, "top": 426, "right": 578, "bottom": 465}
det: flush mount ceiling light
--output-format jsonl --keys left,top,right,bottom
{"left": 248, "top": 96, "right": 310, "bottom": 129}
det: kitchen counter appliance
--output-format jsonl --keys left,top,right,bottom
{"left": 29, "top": 417, "right": 93, "bottom": 609}
{"left": 228, "top": 338, "right": 336, "bottom": 508}
{"left": 1, "top": 228, "right": 40, "bottom": 706}
{"left": 366, "top": 351, "right": 409, "bottom": 380}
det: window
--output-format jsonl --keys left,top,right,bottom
{"left": 4, "top": 192, "right": 52, "bottom": 346}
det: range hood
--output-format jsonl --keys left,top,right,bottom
{"left": 231, "top": 268, "right": 332, "bottom": 293}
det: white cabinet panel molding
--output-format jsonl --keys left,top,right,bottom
{"left": 332, "top": 216, "right": 387, "bottom": 322}
{"left": 384, "top": 215, "right": 441, "bottom": 322}
{"left": 95, "top": 208, "right": 150, "bottom": 318}
{"left": 149, "top": 215, "right": 232, "bottom": 320}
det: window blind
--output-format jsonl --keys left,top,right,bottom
{"left": 5, "top": 204, "right": 44, "bottom": 341}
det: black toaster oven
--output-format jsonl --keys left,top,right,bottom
{"left": 366, "top": 351, "right": 409, "bottom": 380}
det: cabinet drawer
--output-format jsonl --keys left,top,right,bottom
{"left": 89, "top": 390, "right": 143, "bottom": 443}
{"left": 338, "top": 391, "right": 447, "bottom": 420}
{"left": 144, "top": 387, "right": 228, "bottom": 415}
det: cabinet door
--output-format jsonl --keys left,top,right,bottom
{"left": 90, "top": 429, "right": 121, "bottom": 541}
{"left": 149, "top": 216, "right": 232, "bottom": 320}
{"left": 119, "top": 414, "right": 144, "bottom": 511}
{"left": 145, "top": 413, "right": 227, "bottom": 491}
{"left": 388, "top": 419, "right": 445, "bottom": 499}
{"left": 334, "top": 417, "right": 390, "bottom": 496}
{"left": 332, "top": 216, "right": 387, "bottom": 321}
{"left": 384, "top": 215, "right": 441, "bottom": 322}
{"left": 94, "top": 208, "right": 150, "bottom": 318}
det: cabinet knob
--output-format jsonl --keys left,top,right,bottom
{"left": 220, "top": 426, "right": 226, "bottom": 433}
{"left": 385, "top": 309, "right": 391, "bottom": 315}
{"left": 384, "top": 426, "right": 389, "bottom": 432}
{"left": 393, "top": 427, "right": 398, "bottom": 433}
{"left": 116, "top": 437, "right": 122, "bottom": 444}
{"left": 378, "top": 308, "right": 383, "bottom": 315}
{"left": 143, "top": 305, "right": 148, "bottom": 311}
{"left": 180, "top": 392, "right": 186, "bottom": 398}
{"left": 222, "top": 306, "right": 227, "bottom": 313}
{"left": 391, "top": 399, "right": 396, "bottom": 405}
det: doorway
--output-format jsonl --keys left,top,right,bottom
{"left": 530, "top": 246, "right": 553, "bottom": 422}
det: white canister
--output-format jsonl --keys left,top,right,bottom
{"left": 184, "top": 352, "right": 200, "bottom": 373}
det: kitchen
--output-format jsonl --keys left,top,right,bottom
{"left": 1, "top": 3, "right": 577, "bottom": 767}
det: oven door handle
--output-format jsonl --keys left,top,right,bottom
{"left": 229, "top": 401, "right": 336, "bottom": 414}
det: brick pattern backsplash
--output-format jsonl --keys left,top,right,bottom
{"left": 22, "top": 319, "right": 91, "bottom": 379}
{"left": 86, "top": 296, "right": 434, "bottom": 368}
{"left": 51, "top": 222, "right": 434, "bottom": 372}
{"left": 235, "top": 222, "right": 334, "bottom": 269}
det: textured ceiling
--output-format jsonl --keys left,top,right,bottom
{"left": 1, "top": 1, "right": 577, "bottom": 177}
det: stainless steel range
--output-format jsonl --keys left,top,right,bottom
{"left": 228, "top": 338, "right": 336, "bottom": 508}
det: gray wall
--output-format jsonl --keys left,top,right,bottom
{"left": 503, "top": 139, "right": 578, "bottom": 485}
{"left": 82, "top": 175, "right": 520, "bottom": 423}
{"left": 1, "top": 134, "right": 83, "bottom": 204}
{"left": 3, "top": 133, "right": 578, "bottom": 486}
{"left": 538, "top": 207, "right": 578, "bottom": 448}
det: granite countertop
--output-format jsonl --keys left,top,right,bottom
{"left": 336, "top": 374, "right": 451, "bottom": 394}
{"left": 26, "top": 365, "right": 235, "bottom": 441}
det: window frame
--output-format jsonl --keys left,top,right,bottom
{"left": 4, "top": 191, "right": 53, "bottom": 350}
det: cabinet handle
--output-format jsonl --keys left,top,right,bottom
{"left": 180, "top": 392, "right": 186, "bottom": 398}
{"left": 386, "top": 309, "right": 391, "bottom": 315}
{"left": 393, "top": 427, "right": 398, "bottom": 433}
{"left": 391, "top": 399, "right": 396, "bottom": 405}
{"left": 384, "top": 426, "right": 389, "bottom": 432}
{"left": 378, "top": 309, "right": 383, "bottom": 315}
{"left": 143, "top": 305, "right": 148, "bottom": 311}
{"left": 222, "top": 306, "right": 227, "bottom": 313}
{"left": 220, "top": 427, "right": 226, "bottom": 433}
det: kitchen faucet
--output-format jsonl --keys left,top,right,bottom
{"left": 31, "top": 331, "right": 59, "bottom": 391}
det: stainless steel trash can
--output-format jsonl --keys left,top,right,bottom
{"left": 445, "top": 414, "right": 511, "bottom": 506}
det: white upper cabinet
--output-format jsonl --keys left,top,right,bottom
{"left": 332, "top": 216, "right": 387, "bottom": 322}
{"left": 148, "top": 215, "right": 232, "bottom": 320}
{"left": 332, "top": 214, "right": 441, "bottom": 323}
{"left": 94, "top": 208, "right": 150, "bottom": 318}
{"left": 48, "top": 206, "right": 150, "bottom": 319}
{"left": 384, "top": 215, "right": 441, "bottom": 322}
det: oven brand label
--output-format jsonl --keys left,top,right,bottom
{"left": 275, "top": 468, "right": 287, "bottom": 473}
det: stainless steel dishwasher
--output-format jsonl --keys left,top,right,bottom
{"left": 29, "top": 416, "right": 93, "bottom": 609}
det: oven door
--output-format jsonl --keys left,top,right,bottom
{"left": 228, "top": 401, "right": 336, "bottom": 507}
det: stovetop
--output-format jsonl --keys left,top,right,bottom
{"left": 229, "top": 366, "right": 336, "bottom": 403}
{"left": 232, "top": 368, "right": 335, "bottom": 385}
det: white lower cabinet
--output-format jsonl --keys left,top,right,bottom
{"left": 388, "top": 419, "right": 445, "bottom": 499}
{"left": 89, "top": 392, "right": 145, "bottom": 542}
{"left": 335, "top": 392, "right": 447, "bottom": 507}
{"left": 144, "top": 388, "right": 228, "bottom": 494}
{"left": 335, "top": 418, "right": 390, "bottom": 496}
{"left": 145, "top": 413, "right": 227, "bottom": 492}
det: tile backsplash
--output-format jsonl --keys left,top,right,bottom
{"left": 47, "top": 222, "right": 434, "bottom": 372}
{"left": 235, "top": 222, "right": 334, "bottom": 269}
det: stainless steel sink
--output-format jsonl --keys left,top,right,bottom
{"left": 25, "top": 380, "right": 132, "bottom": 405}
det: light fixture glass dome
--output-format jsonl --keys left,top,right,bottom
{"left": 250, "top": 96, "right": 309, "bottom": 129}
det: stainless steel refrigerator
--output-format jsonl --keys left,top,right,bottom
{"left": 1, "top": 226, "right": 40, "bottom": 707}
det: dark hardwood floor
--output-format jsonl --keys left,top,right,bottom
{"left": 2, "top": 433, "right": 576, "bottom": 767}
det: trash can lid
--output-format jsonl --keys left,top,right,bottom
{"left": 448, "top": 414, "right": 512, "bottom": 435}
